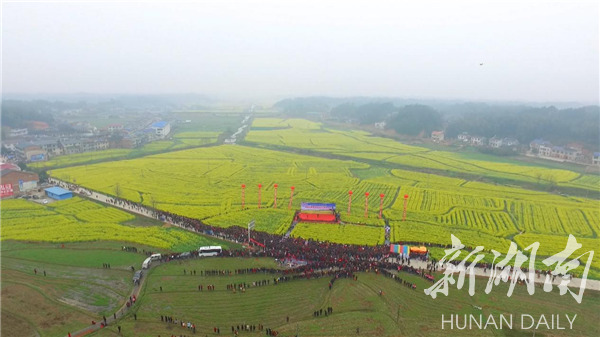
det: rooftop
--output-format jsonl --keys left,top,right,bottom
{"left": 0, "top": 163, "right": 21, "bottom": 172}
{"left": 151, "top": 121, "right": 168, "bottom": 128}
{"left": 44, "top": 186, "right": 72, "bottom": 195}
{"left": 0, "top": 169, "right": 16, "bottom": 177}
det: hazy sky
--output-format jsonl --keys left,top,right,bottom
{"left": 3, "top": 0, "right": 599, "bottom": 103}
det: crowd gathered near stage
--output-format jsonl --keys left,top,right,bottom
{"left": 51, "top": 179, "right": 563, "bottom": 286}
{"left": 51, "top": 179, "right": 574, "bottom": 337}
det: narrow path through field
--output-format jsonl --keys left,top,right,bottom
{"left": 65, "top": 260, "right": 160, "bottom": 337}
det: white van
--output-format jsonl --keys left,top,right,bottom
{"left": 142, "top": 257, "right": 152, "bottom": 269}
{"left": 150, "top": 253, "right": 161, "bottom": 261}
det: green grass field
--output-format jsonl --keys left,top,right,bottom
{"left": 1, "top": 241, "right": 144, "bottom": 336}
{"left": 3, "top": 245, "right": 599, "bottom": 337}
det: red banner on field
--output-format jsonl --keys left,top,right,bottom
{"left": 0, "top": 183, "right": 14, "bottom": 198}
{"left": 249, "top": 238, "right": 265, "bottom": 248}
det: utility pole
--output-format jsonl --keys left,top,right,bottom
{"left": 248, "top": 220, "right": 255, "bottom": 244}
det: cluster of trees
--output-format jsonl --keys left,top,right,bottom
{"left": 275, "top": 98, "right": 443, "bottom": 136}
{"left": 330, "top": 102, "right": 396, "bottom": 124}
{"left": 273, "top": 96, "right": 452, "bottom": 117}
{"left": 330, "top": 102, "right": 443, "bottom": 136}
{"left": 273, "top": 97, "right": 449, "bottom": 136}
{"left": 445, "top": 105, "right": 599, "bottom": 147}
{"left": 1, "top": 100, "right": 56, "bottom": 128}
{"left": 275, "top": 97, "right": 598, "bottom": 147}
{"left": 386, "top": 105, "right": 443, "bottom": 136}
{"left": 273, "top": 97, "right": 343, "bottom": 117}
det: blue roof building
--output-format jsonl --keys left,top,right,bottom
{"left": 45, "top": 186, "right": 73, "bottom": 200}
{"left": 149, "top": 121, "right": 171, "bottom": 138}
{"left": 151, "top": 121, "right": 168, "bottom": 128}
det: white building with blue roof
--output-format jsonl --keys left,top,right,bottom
{"left": 150, "top": 121, "right": 171, "bottom": 138}
{"left": 45, "top": 186, "right": 73, "bottom": 200}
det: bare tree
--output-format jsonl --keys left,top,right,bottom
{"left": 114, "top": 183, "right": 122, "bottom": 199}
{"left": 150, "top": 195, "right": 158, "bottom": 217}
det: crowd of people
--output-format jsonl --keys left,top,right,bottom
{"left": 313, "top": 307, "right": 333, "bottom": 317}
{"left": 52, "top": 178, "right": 567, "bottom": 283}
{"left": 51, "top": 179, "right": 425, "bottom": 277}
{"left": 160, "top": 315, "right": 197, "bottom": 333}
{"left": 71, "top": 178, "right": 443, "bottom": 288}
{"left": 63, "top": 180, "right": 429, "bottom": 279}
{"left": 55, "top": 179, "right": 446, "bottom": 337}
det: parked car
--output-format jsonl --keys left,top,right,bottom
{"left": 133, "top": 270, "right": 143, "bottom": 284}
{"left": 42, "top": 199, "right": 49, "bottom": 204}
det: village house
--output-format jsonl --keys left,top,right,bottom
{"left": 489, "top": 137, "right": 519, "bottom": 149}
{"left": 470, "top": 136, "right": 487, "bottom": 146}
{"left": 107, "top": 124, "right": 124, "bottom": 132}
{"left": 14, "top": 144, "right": 47, "bottom": 162}
{"left": 457, "top": 132, "right": 471, "bottom": 142}
{"left": 0, "top": 169, "right": 39, "bottom": 197}
{"left": 431, "top": 130, "right": 444, "bottom": 142}
{"left": 8, "top": 128, "right": 28, "bottom": 138}
{"left": 531, "top": 139, "right": 585, "bottom": 163}
{"left": 538, "top": 144, "right": 553, "bottom": 157}
{"left": 489, "top": 136, "right": 503, "bottom": 148}
{"left": 529, "top": 139, "right": 553, "bottom": 153}
{"left": 150, "top": 121, "right": 171, "bottom": 138}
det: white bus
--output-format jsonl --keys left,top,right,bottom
{"left": 198, "top": 246, "right": 222, "bottom": 257}
{"left": 150, "top": 253, "right": 162, "bottom": 261}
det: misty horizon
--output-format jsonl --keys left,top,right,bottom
{"left": 2, "top": 92, "right": 597, "bottom": 109}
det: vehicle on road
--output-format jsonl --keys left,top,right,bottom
{"left": 198, "top": 246, "right": 222, "bottom": 257}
